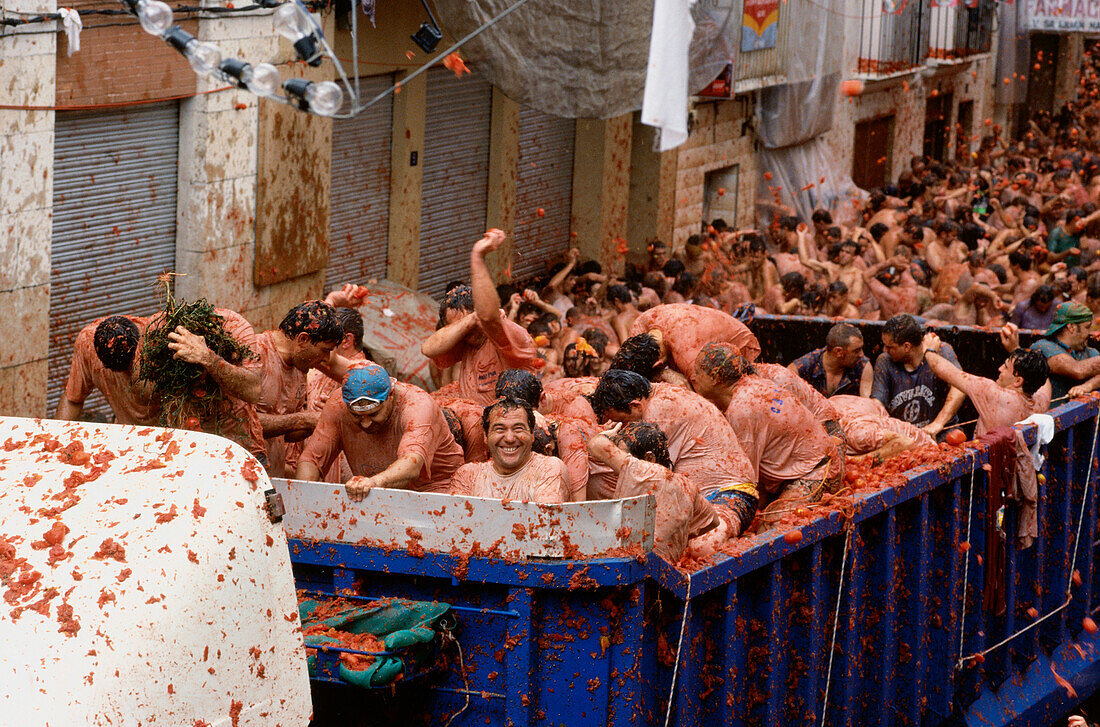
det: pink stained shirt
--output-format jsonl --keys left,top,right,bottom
{"left": 449, "top": 453, "right": 570, "bottom": 503}
{"left": 722, "top": 375, "right": 838, "bottom": 494}
{"left": 305, "top": 350, "right": 367, "bottom": 482}
{"left": 428, "top": 313, "right": 538, "bottom": 405}
{"left": 640, "top": 383, "right": 757, "bottom": 501}
{"left": 961, "top": 374, "right": 1041, "bottom": 437}
{"left": 753, "top": 362, "right": 840, "bottom": 422}
{"left": 614, "top": 456, "right": 716, "bottom": 563}
{"left": 64, "top": 315, "right": 159, "bottom": 426}
{"left": 629, "top": 304, "right": 761, "bottom": 377}
{"left": 254, "top": 330, "right": 310, "bottom": 477}
{"left": 829, "top": 395, "right": 935, "bottom": 456}
{"left": 299, "top": 381, "right": 464, "bottom": 493}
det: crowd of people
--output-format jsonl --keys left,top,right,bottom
{"left": 57, "top": 54, "right": 1100, "bottom": 565}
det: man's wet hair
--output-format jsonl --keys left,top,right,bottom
{"left": 777, "top": 216, "right": 801, "bottom": 231}
{"left": 959, "top": 223, "right": 985, "bottom": 250}
{"left": 481, "top": 396, "right": 536, "bottom": 434}
{"left": 612, "top": 422, "right": 672, "bottom": 469}
{"left": 695, "top": 342, "right": 754, "bottom": 387}
{"left": 440, "top": 407, "right": 467, "bottom": 451}
{"left": 826, "top": 322, "right": 862, "bottom": 350}
{"left": 444, "top": 280, "right": 467, "bottom": 294}
{"left": 1071, "top": 266, "right": 1089, "bottom": 283}
{"left": 335, "top": 307, "right": 364, "bottom": 351}
{"left": 882, "top": 314, "right": 923, "bottom": 347}
{"left": 437, "top": 284, "right": 474, "bottom": 329}
{"left": 527, "top": 316, "right": 554, "bottom": 338}
{"left": 812, "top": 209, "right": 833, "bottom": 225}
{"left": 711, "top": 218, "right": 728, "bottom": 232}
{"left": 968, "top": 250, "right": 985, "bottom": 267}
{"left": 663, "top": 259, "right": 686, "bottom": 278}
{"left": 587, "top": 369, "right": 651, "bottom": 419}
{"left": 801, "top": 285, "right": 826, "bottom": 312}
{"left": 1008, "top": 348, "right": 1049, "bottom": 396}
{"left": 607, "top": 284, "right": 633, "bottom": 305}
{"left": 1008, "top": 249, "right": 1032, "bottom": 271}
{"left": 94, "top": 316, "right": 141, "bottom": 372}
{"left": 988, "top": 263, "right": 1008, "bottom": 284}
{"left": 672, "top": 273, "right": 697, "bottom": 297}
{"left": 1031, "top": 284, "right": 1056, "bottom": 306}
{"left": 576, "top": 260, "right": 603, "bottom": 277}
{"left": 643, "top": 272, "right": 668, "bottom": 297}
{"left": 279, "top": 301, "right": 343, "bottom": 344}
{"left": 609, "top": 333, "right": 662, "bottom": 380}
{"left": 532, "top": 425, "right": 557, "bottom": 456}
{"left": 495, "top": 369, "right": 543, "bottom": 408}
{"left": 869, "top": 222, "right": 890, "bottom": 241}
{"left": 827, "top": 280, "right": 849, "bottom": 298}
{"left": 580, "top": 328, "right": 610, "bottom": 356}
{"left": 824, "top": 226, "right": 843, "bottom": 241}
{"left": 781, "top": 271, "right": 806, "bottom": 296}
{"left": 563, "top": 342, "right": 600, "bottom": 378}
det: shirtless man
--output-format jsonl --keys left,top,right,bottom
{"left": 587, "top": 370, "right": 758, "bottom": 537}
{"left": 693, "top": 344, "right": 843, "bottom": 529}
{"left": 606, "top": 284, "right": 641, "bottom": 345}
{"left": 421, "top": 230, "right": 537, "bottom": 404}
{"left": 863, "top": 257, "right": 921, "bottom": 318}
{"left": 298, "top": 363, "right": 464, "bottom": 499}
{"left": 923, "top": 333, "right": 1048, "bottom": 435}
{"left": 738, "top": 234, "right": 780, "bottom": 304}
{"left": 449, "top": 397, "right": 569, "bottom": 503}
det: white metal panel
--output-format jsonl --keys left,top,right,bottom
{"left": 512, "top": 106, "right": 575, "bottom": 286}
{"left": 273, "top": 478, "right": 655, "bottom": 558}
{"left": 0, "top": 416, "right": 311, "bottom": 727}
{"left": 418, "top": 68, "right": 492, "bottom": 300}
{"left": 326, "top": 74, "right": 393, "bottom": 291}
{"left": 48, "top": 104, "right": 180, "bottom": 417}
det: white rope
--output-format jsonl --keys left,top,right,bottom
{"left": 957, "top": 410, "right": 1100, "bottom": 666}
{"left": 442, "top": 634, "right": 471, "bottom": 727}
{"left": 955, "top": 456, "right": 977, "bottom": 670}
{"left": 819, "top": 525, "right": 854, "bottom": 727}
{"left": 662, "top": 578, "right": 692, "bottom": 727}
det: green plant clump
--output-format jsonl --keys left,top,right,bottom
{"left": 139, "top": 290, "right": 256, "bottom": 430}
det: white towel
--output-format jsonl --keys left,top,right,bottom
{"left": 641, "top": 0, "right": 695, "bottom": 151}
{"left": 1018, "top": 413, "right": 1055, "bottom": 470}
{"left": 58, "top": 8, "right": 82, "bottom": 57}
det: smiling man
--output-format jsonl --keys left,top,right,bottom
{"left": 449, "top": 397, "right": 570, "bottom": 503}
{"left": 296, "top": 363, "right": 463, "bottom": 500}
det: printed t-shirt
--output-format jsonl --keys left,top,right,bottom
{"left": 871, "top": 344, "right": 960, "bottom": 427}
{"left": 299, "top": 381, "right": 463, "bottom": 492}
{"left": 449, "top": 453, "right": 569, "bottom": 503}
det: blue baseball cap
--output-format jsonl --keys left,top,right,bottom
{"left": 342, "top": 363, "right": 392, "bottom": 411}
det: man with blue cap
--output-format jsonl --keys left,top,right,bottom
{"left": 297, "top": 363, "right": 464, "bottom": 500}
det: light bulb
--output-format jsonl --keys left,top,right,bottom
{"left": 136, "top": 0, "right": 173, "bottom": 35}
{"left": 305, "top": 81, "right": 342, "bottom": 116}
{"left": 274, "top": 2, "right": 313, "bottom": 41}
{"left": 245, "top": 63, "right": 280, "bottom": 97}
{"left": 186, "top": 40, "right": 222, "bottom": 77}
{"left": 283, "top": 78, "right": 343, "bottom": 116}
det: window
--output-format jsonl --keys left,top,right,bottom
{"left": 929, "top": 0, "right": 995, "bottom": 62}
{"left": 857, "top": 0, "right": 931, "bottom": 76}
{"left": 704, "top": 166, "right": 740, "bottom": 228}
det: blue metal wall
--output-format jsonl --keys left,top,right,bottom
{"left": 292, "top": 398, "right": 1100, "bottom": 727}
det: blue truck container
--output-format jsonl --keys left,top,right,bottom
{"left": 291, "top": 390, "right": 1100, "bottom": 727}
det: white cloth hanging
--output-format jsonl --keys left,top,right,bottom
{"left": 641, "top": 0, "right": 694, "bottom": 151}
{"left": 58, "top": 8, "right": 82, "bottom": 57}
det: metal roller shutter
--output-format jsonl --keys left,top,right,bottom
{"left": 326, "top": 74, "right": 393, "bottom": 291}
{"left": 48, "top": 103, "right": 180, "bottom": 417}
{"left": 418, "top": 68, "right": 492, "bottom": 300}
{"left": 513, "top": 107, "right": 575, "bottom": 286}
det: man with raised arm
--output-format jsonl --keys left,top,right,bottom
{"left": 421, "top": 230, "right": 537, "bottom": 405}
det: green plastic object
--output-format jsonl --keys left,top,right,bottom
{"left": 299, "top": 597, "right": 452, "bottom": 688}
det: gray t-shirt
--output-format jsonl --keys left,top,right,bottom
{"left": 871, "top": 343, "right": 960, "bottom": 428}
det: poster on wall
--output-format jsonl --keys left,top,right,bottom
{"left": 1027, "top": 0, "right": 1100, "bottom": 32}
{"left": 741, "top": 0, "right": 780, "bottom": 51}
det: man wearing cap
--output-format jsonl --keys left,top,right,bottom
{"left": 1002, "top": 301, "right": 1100, "bottom": 402}
{"left": 297, "top": 364, "right": 464, "bottom": 500}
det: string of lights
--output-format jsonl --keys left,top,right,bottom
{"left": 0, "top": 0, "right": 330, "bottom": 27}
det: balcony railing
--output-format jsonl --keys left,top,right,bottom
{"left": 857, "top": 0, "right": 932, "bottom": 77}
{"left": 929, "top": 0, "right": 995, "bottom": 62}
